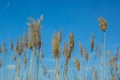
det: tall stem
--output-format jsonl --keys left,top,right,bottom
{"left": 29, "top": 47, "right": 36, "bottom": 80}
{"left": 104, "top": 33, "right": 106, "bottom": 80}
{"left": 65, "top": 59, "right": 69, "bottom": 80}
{"left": 100, "top": 52, "right": 103, "bottom": 80}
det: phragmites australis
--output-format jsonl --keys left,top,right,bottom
{"left": 74, "top": 58, "right": 80, "bottom": 70}
{"left": 24, "top": 28, "right": 29, "bottom": 48}
{"left": 52, "top": 31, "right": 62, "bottom": 59}
{"left": 98, "top": 17, "right": 108, "bottom": 32}
{"left": 9, "top": 38, "right": 14, "bottom": 51}
{"left": 69, "top": 33, "right": 74, "bottom": 53}
{"left": 93, "top": 67, "right": 98, "bottom": 80}
{"left": 3, "top": 42, "right": 7, "bottom": 54}
{"left": 63, "top": 41, "right": 71, "bottom": 59}
{"left": 27, "top": 15, "right": 43, "bottom": 49}
{"left": 78, "top": 42, "right": 83, "bottom": 57}
{"left": 84, "top": 48, "right": 89, "bottom": 61}
{"left": 15, "top": 37, "right": 23, "bottom": 56}
{"left": 113, "top": 63, "right": 118, "bottom": 71}
{"left": 0, "top": 59, "right": 2, "bottom": 67}
{"left": 24, "top": 50, "right": 28, "bottom": 65}
{"left": 13, "top": 54, "right": 17, "bottom": 61}
{"left": 91, "top": 33, "right": 94, "bottom": 52}
{"left": 0, "top": 44, "right": 2, "bottom": 53}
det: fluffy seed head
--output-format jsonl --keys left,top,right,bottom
{"left": 52, "top": 31, "right": 61, "bottom": 59}
{"left": 84, "top": 48, "right": 89, "bottom": 61}
{"left": 74, "top": 58, "right": 80, "bottom": 70}
{"left": 0, "top": 44, "right": 2, "bottom": 53}
{"left": 24, "top": 28, "right": 29, "bottom": 48}
{"left": 9, "top": 38, "right": 14, "bottom": 51}
{"left": 113, "top": 63, "right": 118, "bottom": 71}
{"left": 91, "top": 33, "right": 94, "bottom": 52}
{"left": 69, "top": 33, "right": 74, "bottom": 53}
{"left": 63, "top": 41, "right": 71, "bottom": 59}
{"left": 0, "top": 59, "right": 2, "bottom": 67}
{"left": 98, "top": 17, "right": 108, "bottom": 32}
{"left": 27, "top": 15, "right": 43, "bottom": 49}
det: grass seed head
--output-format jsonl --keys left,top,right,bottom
{"left": 9, "top": 38, "right": 14, "bottom": 51}
{"left": 63, "top": 41, "right": 71, "bottom": 59}
{"left": 0, "top": 59, "right": 2, "bottom": 67}
{"left": 52, "top": 31, "right": 61, "bottom": 59}
{"left": 74, "top": 58, "right": 80, "bottom": 70}
{"left": 84, "top": 48, "right": 89, "bottom": 61}
{"left": 69, "top": 33, "right": 74, "bottom": 53}
{"left": 0, "top": 44, "right": 2, "bottom": 53}
{"left": 98, "top": 17, "right": 108, "bottom": 32}
{"left": 27, "top": 15, "right": 43, "bottom": 49}
{"left": 78, "top": 42, "right": 83, "bottom": 57}
{"left": 24, "top": 28, "right": 29, "bottom": 48}
{"left": 91, "top": 33, "right": 94, "bottom": 52}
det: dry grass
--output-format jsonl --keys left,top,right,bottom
{"left": 0, "top": 16, "right": 119, "bottom": 80}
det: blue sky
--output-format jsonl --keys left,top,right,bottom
{"left": 0, "top": 0, "right": 120, "bottom": 79}
{"left": 0, "top": 0, "right": 120, "bottom": 57}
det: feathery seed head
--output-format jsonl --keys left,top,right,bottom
{"left": 98, "top": 17, "right": 108, "bottom": 32}
{"left": 63, "top": 41, "right": 71, "bottom": 59}
{"left": 74, "top": 58, "right": 80, "bottom": 70}
{"left": 0, "top": 44, "right": 2, "bottom": 53}
{"left": 9, "top": 38, "right": 14, "bottom": 51}
{"left": 52, "top": 31, "right": 61, "bottom": 59}
{"left": 91, "top": 33, "right": 94, "bottom": 52}
{"left": 69, "top": 33, "right": 74, "bottom": 53}
{"left": 84, "top": 48, "right": 89, "bottom": 61}
{"left": 0, "top": 59, "right": 2, "bottom": 67}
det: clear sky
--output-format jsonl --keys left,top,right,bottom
{"left": 0, "top": 0, "right": 120, "bottom": 79}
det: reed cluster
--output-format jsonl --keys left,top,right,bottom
{"left": 0, "top": 16, "right": 120, "bottom": 80}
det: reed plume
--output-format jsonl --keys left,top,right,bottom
{"left": 3, "top": 42, "right": 7, "bottom": 54}
{"left": 0, "top": 44, "right": 2, "bottom": 53}
{"left": 69, "top": 33, "right": 74, "bottom": 56}
{"left": 27, "top": 15, "right": 43, "bottom": 49}
{"left": 9, "top": 38, "right": 14, "bottom": 51}
{"left": 98, "top": 17, "right": 108, "bottom": 32}
{"left": 52, "top": 31, "right": 61, "bottom": 59}
{"left": 91, "top": 33, "right": 94, "bottom": 52}
{"left": 0, "top": 59, "right": 2, "bottom": 68}
{"left": 98, "top": 17, "right": 108, "bottom": 80}
{"left": 74, "top": 58, "right": 80, "bottom": 70}
{"left": 78, "top": 42, "right": 83, "bottom": 57}
{"left": 63, "top": 41, "right": 70, "bottom": 59}
{"left": 24, "top": 28, "right": 29, "bottom": 48}
{"left": 84, "top": 48, "right": 88, "bottom": 61}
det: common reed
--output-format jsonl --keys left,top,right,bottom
{"left": 74, "top": 58, "right": 80, "bottom": 70}
{"left": 98, "top": 17, "right": 108, "bottom": 80}
{"left": 52, "top": 30, "right": 62, "bottom": 80}
{"left": 92, "top": 67, "right": 98, "bottom": 80}
{"left": 61, "top": 33, "right": 74, "bottom": 80}
{"left": 84, "top": 48, "right": 89, "bottom": 61}
{"left": 0, "top": 59, "right": 3, "bottom": 80}
{"left": 0, "top": 16, "right": 119, "bottom": 80}
{"left": 69, "top": 33, "right": 74, "bottom": 57}
{"left": 91, "top": 33, "right": 94, "bottom": 52}
{"left": 0, "top": 44, "right": 2, "bottom": 53}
